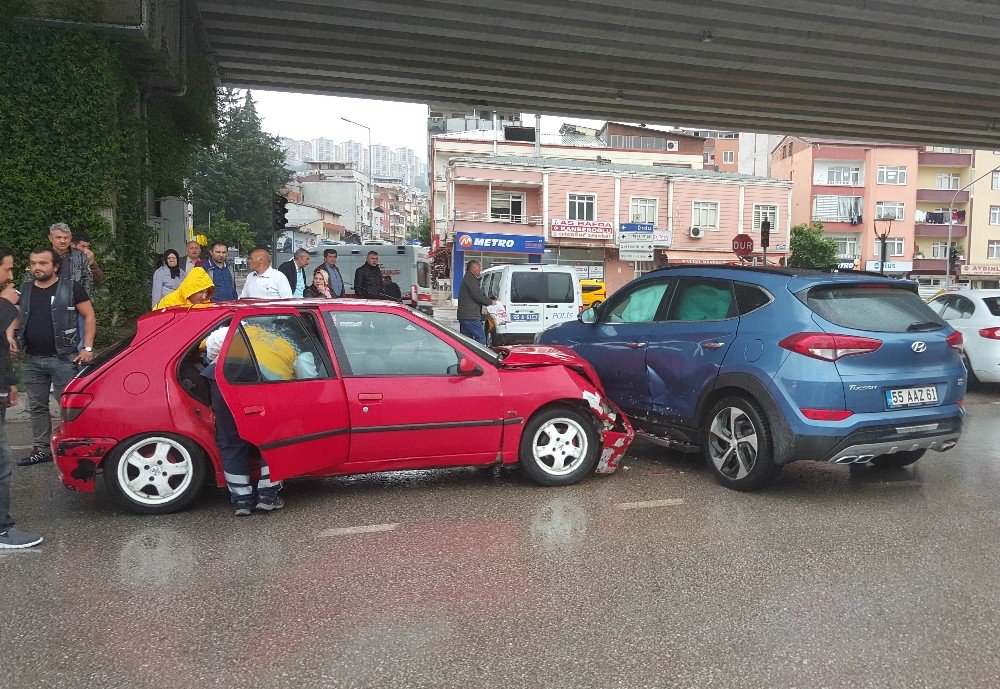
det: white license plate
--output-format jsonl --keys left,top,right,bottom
{"left": 885, "top": 386, "right": 938, "bottom": 408}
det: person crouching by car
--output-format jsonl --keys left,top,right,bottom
{"left": 353, "top": 251, "right": 387, "bottom": 299}
{"left": 457, "top": 259, "right": 496, "bottom": 344}
{"left": 154, "top": 267, "right": 215, "bottom": 310}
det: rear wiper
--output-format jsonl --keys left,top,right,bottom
{"left": 907, "top": 321, "right": 942, "bottom": 332}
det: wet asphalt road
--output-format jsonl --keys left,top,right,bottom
{"left": 2, "top": 389, "right": 1000, "bottom": 689}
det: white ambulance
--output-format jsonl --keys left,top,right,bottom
{"left": 307, "top": 244, "right": 433, "bottom": 315}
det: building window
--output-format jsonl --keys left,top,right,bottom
{"left": 692, "top": 201, "right": 720, "bottom": 229}
{"left": 874, "top": 237, "right": 905, "bottom": 258}
{"left": 989, "top": 240, "right": 1000, "bottom": 259}
{"left": 827, "top": 165, "right": 862, "bottom": 186}
{"left": 936, "top": 173, "right": 960, "bottom": 190}
{"left": 490, "top": 191, "right": 525, "bottom": 223}
{"left": 629, "top": 197, "right": 658, "bottom": 224}
{"left": 633, "top": 261, "right": 656, "bottom": 278}
{"left": 876, "top": 166, "right": 907, "bottom": 185}
{"left": 991, "top": 206, "right": 1000, "bottom": 225}
{"left": 993, "top": 171, "right": 1000, "bottom": 190}
{"left": 608, "top": 135, "right": 667, "bottom": 151}
{"left": 568, "top": 193, "right": 596, "bottom": 221}
{"left": 834, "top": 236, "right": 859, "bottom": 258}
{"left": 931, "top": 242, "right": 949, "bottom": 259}
{"left": 939, "top": 147, "right": 961, "bottom": 153}
{"left": 812, "top": 195, "right": 862, "bottom": 222}
{"left": 752, "top": 204, "right": 777, "bottom": 233}
{"left": 875, "top": 201, "right": 905, "bottom": 221}
{"left": 723, "top": 150, "right": 735, "bottom": 164}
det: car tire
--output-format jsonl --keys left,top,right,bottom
{"left": 963, "top": 355, "right": 982, "bottom": 389}
{"left": 702, "top": 395, "right": 781, "bottom": 491}
{"left": 104, "top": 433, "right": 208, "bottom": 514}
{"left": 871, "top": 449, "right": 925, "bottom": 469}
{"left": 519, "top": 406, "right": 599, "bottom": 487}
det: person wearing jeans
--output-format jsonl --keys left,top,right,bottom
{"left": 15, "top": 248, "right": 95, "bottom": 466}
{"left": 457, "top": 259, "right": 495, "bottom": 344}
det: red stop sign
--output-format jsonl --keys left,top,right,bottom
{"left": 732, "top": 233, "right": 754, "bottom": 257}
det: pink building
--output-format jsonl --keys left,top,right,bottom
{"left": 446, "top": 156, "right": 791, "bottom": 296}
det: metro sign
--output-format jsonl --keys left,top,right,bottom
{"left": 455, "top": 232, "right": 545, "bottom": 254}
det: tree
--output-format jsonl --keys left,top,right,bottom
{"left": 195, "top": 211, "right": 255, "bottom": 255}
{"left": 787, "top": 221, "right": 839, "bottom": 269}
{"left": 188, "top": 89, "right": 289, "bottom": 247}
{"left": 407, "top": 217, "right": 432, "bottom": 246}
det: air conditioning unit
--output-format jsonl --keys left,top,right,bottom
{"left": 689, "top": 226, "right": 704, "bottom": 238}
{"left": 665, "top": 140, "right": 679, "bottom": 151}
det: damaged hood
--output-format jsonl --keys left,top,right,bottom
{"left": 498, "top": 345, "right": 606, "bottom": 393}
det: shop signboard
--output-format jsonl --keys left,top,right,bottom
{"left": 865, "top": 260, "right": 913, "bottom": 272}
{"left": 551, "top": 219, "right": 615, "bottom": 240}
{"left": 960, "top": 264, "right": 1000, "bottom": 277}
{"left": 652, "top": 230, "right": 672, "bottom": 247}
{"left": 456, "top": 231, "right": 545, "bottom": 254}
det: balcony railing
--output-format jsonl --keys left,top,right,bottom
{"left": 454, "top": 210, "right": 543, "bottom": 225}
{"left": 918, "top": 152, "right": 972, "bottom": 167}
{"left": 914, "top": 223, "right": 967, "bottom": 237}
{"left": 917, "top": 189, "right": 969, "bottom": 202}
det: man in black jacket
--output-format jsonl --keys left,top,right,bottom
{"left": 277, "top": 249, "right": 310, "bottom": 298}
{"left": 354, "top": 251, "right": 387, "bottom": 299}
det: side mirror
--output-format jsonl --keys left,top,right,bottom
{"left": 458, "top": 357, "right": 481, "bottom": 376}
{"left": 578, "top": 307, "right": 597, "bottom": 324}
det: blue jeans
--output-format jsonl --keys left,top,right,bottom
{"left": 459, "top": 319, "right": 486, "bottom": 344}
{"left": 22, "top": 355, "right": 77, "bottom": 448}
{"left": 0, "top": 406, "right": 14, "bottom": 531}
{"left": 208, "top": 380, "right": 280, "bottom": 504}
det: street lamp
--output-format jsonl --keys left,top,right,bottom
{"left": 341, "top": 116, "right": 374, "bottom": 241}
{"left": 947, "top": 162, "right": 1000, "bottom": 284}
{"left": 873, "top": 213, "right": 894, "bottom": 276}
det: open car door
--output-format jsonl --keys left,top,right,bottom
{"left": 212, "top": 307, "right": 350, "bottom": 481}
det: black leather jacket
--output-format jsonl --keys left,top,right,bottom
{"left": 354, "top": 263, "right": 387, "bottom": 300}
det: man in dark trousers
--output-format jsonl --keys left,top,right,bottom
{"left": 320, "top": 249, "right": 345, "bottom": 298}
{"left": 0, "top": 247, "right": 43, "bottom": 548}
{"left": 278, "top": 249, "right": 310, "bottom": 298}
{"left": 457, "top": 259, "right": 495, "bottom": 343}
{"left": 354, "top": 250, "right": 387, "bottom": 299}
{"left": 15, "top": 248, "right": 96, "bottom": 466}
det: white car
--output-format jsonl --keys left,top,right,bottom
{"left": 928, "top": 289, "right": 1000, "bottom": 384}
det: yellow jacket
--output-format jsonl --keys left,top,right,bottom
{"left": 155, "top": 267, "right": 216, "bottom": 309}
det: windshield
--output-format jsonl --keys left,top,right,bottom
{"left": 804, "top": 285, "right": 945, "bottom": 333}
{"left": 409, "top": 309, "right": 503, "bottom": 365}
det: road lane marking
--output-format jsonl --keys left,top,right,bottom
{"left": 615, "top": 498, "right": 685, "bottom": 510}
{"left": 318, "top": 523, "right": 399, "bottom": 537}
{"left": 10, "top": 446, "right": 32, "bottom": 451}
{"left": 863, "top": 480, "right": 922, "bottom": 488}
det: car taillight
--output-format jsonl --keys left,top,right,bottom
{"left": 979, "top": 327, "right": 1000, "bottom": 340}
{"left": 60, "top": 393, "right": 93, "bottom": 422}
{"left": 947, "top": 330, "right": 964, "bottom": 349}
{"left": 800, "top": 408, "right": 854, "bottom": 421}
{"left": 778, "top": 333, "right": 882, "bottom": 361}
{"left": 957, "top": 398, "right": 965, "bottom": 410}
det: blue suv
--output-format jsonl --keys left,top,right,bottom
{"left": 537, "top": 266, "right": 966, "bottom": 491}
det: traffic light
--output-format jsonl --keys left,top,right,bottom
{"left": 760, "top": 219, "right": 771, "bottom": 248}
{"left": 271, "top": 194, "right": 288, "bottom": 231}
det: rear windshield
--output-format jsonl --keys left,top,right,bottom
{"left": 510, "top": 272, "right": 574, "bottom": 304}
{"left": 804, "top": 285, "right": 946, "bottom": 333}
{"left": 76, "top": 332, "right": 137, "bottom": 378}
{"left": 983, "top": 297, "right": 1000, "bottom": 317}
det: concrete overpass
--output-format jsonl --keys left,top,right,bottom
{"left": 196, "top": 0, "right": 1000, "bottom": 147}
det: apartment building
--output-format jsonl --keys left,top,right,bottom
{"left": 373, "top": 180, "right": 427, "bottom": 242}
{"left": 966, "top": 149, "right": 1000, "bottom": 288}
{"left": 445, "top": 155, "right": 790, "bottom": 297}
{"left": 296, "top": 161, "right": 373, "bottom": 241}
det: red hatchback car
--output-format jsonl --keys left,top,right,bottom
{"left": 52, "top": 300, "right": 633, "bottom": 514}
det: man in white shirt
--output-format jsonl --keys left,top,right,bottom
{"left": 184, "top": 240, "right": 202, "bottom": 273}
{"left": 240, "top": 248, "right": 292, "bottom": 300}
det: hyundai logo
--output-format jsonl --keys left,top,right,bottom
{"left": 911, "top": 341, "right": 927, "bottom": 353}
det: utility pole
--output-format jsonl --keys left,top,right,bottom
{"left": 341, "top": 117, "right": 374, "bottom": 241}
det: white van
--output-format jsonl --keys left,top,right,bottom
{"left": 480, "top": 265, "right": 582, "bottom": 346}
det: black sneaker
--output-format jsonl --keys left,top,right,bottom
{"left": 234, "top": 500, "right": 253, "bottom": 517}
{"left": 0, "top": 528, "right": 44, "bottom": 549}
{"left": 255, "top": 495, "right": 284, "bottom": 511}
{"left": 17, "top": 449, "right": 53, "bottom": 466}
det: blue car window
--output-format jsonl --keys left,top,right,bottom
{"left": 605, "top": 282, "right": 670, "bottom": 323}
{"left": 670, "top": 279, "right": 735, "bottom": 321}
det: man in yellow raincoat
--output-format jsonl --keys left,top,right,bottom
{"left": 154, "top": 267, "right": 215, "bottom": 310}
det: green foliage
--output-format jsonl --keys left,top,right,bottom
{"left": 0, "top": 24, "right": 216, "bottom": 344}
{"left": 408, "top": 217, "right": 432, "bottom": 246}
{"left": 787, "top": 222, "right": 839, "bottom": 269}
{"left": 195, "top": 212, "right": 255, "bottom": 255}
{"left": 188, "top": 90, "right": 289, "bottom": 247}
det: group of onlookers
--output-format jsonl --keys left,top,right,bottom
{"left": 1, "top": 223, "right": 106, "bottom": 549}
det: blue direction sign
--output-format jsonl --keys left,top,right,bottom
{"left": 619, "top": 222, "right": 654, "bottom": 234}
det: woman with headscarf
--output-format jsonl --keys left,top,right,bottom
{"left": 151, "top": 249, "right": 186, "bottom": 308}
{"left": 154, "top": 266, "right": 216, "bottom": 309}
{"left": 302, "top": 267, "right": 332, "bottom": 299}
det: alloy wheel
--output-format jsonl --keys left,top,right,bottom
{"left": 708, "top": 406, "right": 759, "bottom": 480}
{"left": 116, "top": 436, "right": 195, "bottom": 506}
{"left": 531, "top": 417, "right": 590, "bottom": 476}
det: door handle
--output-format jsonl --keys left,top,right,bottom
{"left": 703, "top": 342, "right": 726, "bottom": 349}
{"left": 626, "top": 342, "right": 647, "bottom": 349}
{"left": 243, "top": 405, "right": 264, "bottom": 415}
{"left": 358, "top": 393, "right": 383, "bottom": 403}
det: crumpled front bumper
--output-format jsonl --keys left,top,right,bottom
{"left": 52, "top": 437, "right": 117, "bottom": 492}
{"left": 580, "top": 390, "right": 634, "bottom": 474}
